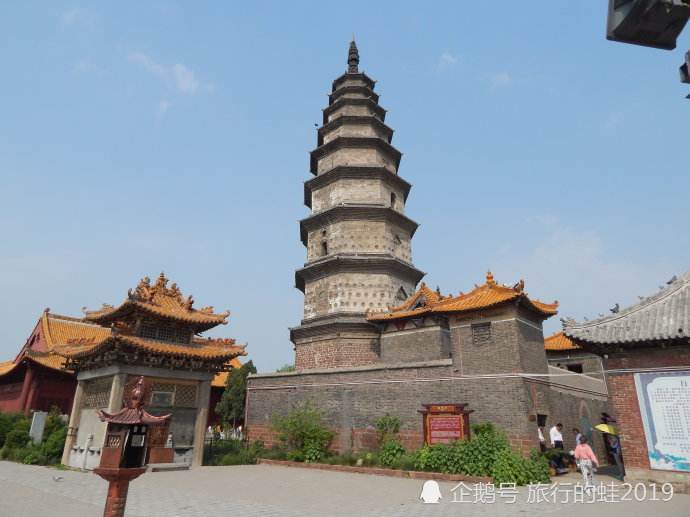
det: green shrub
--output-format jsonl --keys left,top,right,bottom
{"left": 0, "top": 413, "right": 28, "bottom": 448}
{"left": 272, "top": 402, "right": 334, "bottom": 462}
{"left": 379, "top": 440, "right": 405, "bottom": 468}
{"left": 491, "top": 448, "right": 550, "bottom": 485}
{"left": 5, "top": 428, "right": 30, "bottom": 449}
{"left": 392, "top": 452, "right": 417, "bottom": 471}
{"left": 41, "top": 426, "right": 67, "bottom": 463}
{"left": 374, "top": 414, "right": 401, "bottom": 445}
{"left": 412, "top": 423, "right": 513, "bottom": 477}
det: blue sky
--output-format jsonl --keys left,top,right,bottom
{"left": 1, "top": 2, "right": 688, "bottom": 372}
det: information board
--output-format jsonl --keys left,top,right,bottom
{"left": 635, "top": 371, "right": 690, "bottom": 472}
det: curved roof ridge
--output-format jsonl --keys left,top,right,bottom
{"left": 565, "top": 268, "right": 690, "bottom": 330}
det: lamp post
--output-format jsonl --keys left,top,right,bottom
{"left": 93, "top": 376, "right": 171, "bottom": 517}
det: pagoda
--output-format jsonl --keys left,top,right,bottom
{"left": 52, "top": 273, "right": 246, "bottom": 469}
{"left": 292, "top": 40, "right": 424, "bottom": 369}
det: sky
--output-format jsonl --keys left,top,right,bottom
{"left": 0, "top": 2, "right": 688, "bottom": 373}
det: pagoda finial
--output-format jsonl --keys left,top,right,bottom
{"left": 348, "top": 38, "right": 359, "bottom": 74}
{"left": 486, "top": 270, "right": 496, "bottom": 286}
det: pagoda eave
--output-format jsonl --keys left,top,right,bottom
{"left": 328, "top": 84, "right": 379, "bottom": 105}
{"left": 303, "top": 166, "right": 411, "bottom": 208}
{"left": 322, "top": 97, "right": 386, "bottom": 125}
{"left": 299, "top": 204, "right": 419, "bottom": 245}
{"left": 317, "top": 115, "right": 393, "bottom": 147}
{"left": 310, "top": 136, "right": 402, "bottom": 175}
{"left": 332, "top": 71, "right": 376, "bottom": 92}
{"left": 294, "top": 254, "right": 425, "bottom": 292}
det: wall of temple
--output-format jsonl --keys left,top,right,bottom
{"left": 247, "top": 362, "right": 609, "bottom": 455}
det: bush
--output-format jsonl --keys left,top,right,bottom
{"left": 272, "top": 402, "right": 334, "bottom": 462}
{"left": 374, "top": 414, "right": 401, "bottom": 445}
{"left": 491, "top": 448, "right": 550, "bottom": 485}
{"left": 379, "top": 440, "right": 405, "bottom": 468}
{"left": 4, "top": 428, "right": 30, "bottom": 450}
{"left": 0, "top": 413, "right": 28, "bottom": 448}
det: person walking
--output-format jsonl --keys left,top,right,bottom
{"left": 574, "top": 436, "right": 599, "bottom": 490}
{"left": 573, "top": 427, "right": 582, "bottom": 446}
{"left": 549, "top": 423, "right": 564, "bottom": 449}
{"left": 608, "top": 434, "right": 625, "bottom": 481}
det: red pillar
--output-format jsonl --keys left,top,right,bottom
{"left": 94, "top": 467, "right": 146, "bottom": 517}
{"left": 18, "top": 363, "right": 34, "bottom": 415}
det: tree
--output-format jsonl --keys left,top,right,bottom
{"left": 215, "top": 360, "right": 257, "bottom": 429}
{"left": 275, "top": 364, "right": 295, "bottom": 373}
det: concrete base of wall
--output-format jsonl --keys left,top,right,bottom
{"left": 624, "top": 467, "right": 690, "bottom": 494}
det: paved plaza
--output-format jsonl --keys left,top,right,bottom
{"left": 1, "top": 461, "right": 688, "bottom": 517}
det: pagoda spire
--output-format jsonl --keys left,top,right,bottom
{"left": 347, "top": 38, "right": 359, "bottom": 74}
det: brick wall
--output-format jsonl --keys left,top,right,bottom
{"left": 294, "top": 334, "right": 380, "bottom": 369}
{"left": 604, "top": 344, "right": 690, "bottom": 471}
{"left": 380, "top": 323, "right": 450, "bottom": 363}
{"left": 246, "top": 360, "right": 605, "bottom": 455}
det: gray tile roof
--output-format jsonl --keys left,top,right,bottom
{"left": 563, "top": 269, "right": 690, "bottom": 345}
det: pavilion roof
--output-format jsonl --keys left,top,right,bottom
{"left": 367, "top": 272, "right": 558, "bottom": 322}
{"left": 83, "top": 273, "right": 229, "bottom": 331}
{"left": 51, "top": 333, "right": 245, "bottom": 362}
{"left": 544, "top": 331, "right": 580, "bottom": 352}
{"left": 210, "top": 358, "right": 243, "bottom": 388}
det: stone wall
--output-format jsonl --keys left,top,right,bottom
{"left": 246, "top": 360, "right": 608, "bottom": 455}
{"left": 303, "top": 272, "right": 416, "bottom": 319}
{"left": 294, "top": 331, "right": 380, "bottom": 369}
{"left": 306, "top": 220, "right": 412, "bottom": 263}
{"left": 380, "top": 324, "right": 450, "bottom": 363}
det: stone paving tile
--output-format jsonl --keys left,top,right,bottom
{"left": 1, "top": 461, "right": 689, "bottom": 517}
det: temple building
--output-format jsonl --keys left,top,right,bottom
{"left": 564, "top": 270, "right": 690, "bottom": 490}
{"left": 0, "top": 273, "right": 246, "bottom": 469}
{"left": 544, "top": 331, "right": 604, "bottom": 380}
{"left": 246, "top": 42, "right": 610, "bottom": 456}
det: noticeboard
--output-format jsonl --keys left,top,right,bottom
{"left": 419, "top": 404, "right": 473, "bottom": 445}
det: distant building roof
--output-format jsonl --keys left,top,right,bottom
{"left": 367, "top": 272, "right": 558, "bottom": 322}
{"left": 544, "top": 331, "right": 580, "bottom": 352}
{"left": 564, "top": 269, "right": 690, "bottom": 346}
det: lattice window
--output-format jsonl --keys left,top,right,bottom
{"left": 148, "top": 382, "right": 198, "bottom": 407}
{"left": 174, "top": 384, "right": 198, "bottom": 407}
{"left": 139, "top": 322, "right": 190, "bottom": 343}
{"left": 81, "top": 378, "right": 112, "bottom": 409}
{"left": 471, "top": 322, "right": 492, "bottom": 346}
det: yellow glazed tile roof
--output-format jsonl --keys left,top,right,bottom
{"left": 52, "top": 334, "right": 246, "bottom": 362}
{"left": 41, "top": 311, "right": 111, "bottom": 348}
{"left": 84, "top": 273, "right": 229, "bottom": 329}
{"left": 368, "top": 272, "right": 558, "bottom": 322}
{"left": 0, "top": 360, "right": 17, "bottom": 376}
{"left": 211, "top": 358, "right": 243, "bottom": 388}
{"left": 544, "top": 331, "right": 580, "bottom": 352}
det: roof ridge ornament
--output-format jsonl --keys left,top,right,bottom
{"left": 348, "top": 39, "right": 359, "bottom": 74}
{"left": 486, "top": 270, "right": 496, "bottom": 287}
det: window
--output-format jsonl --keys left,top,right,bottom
{"left": 393, "top": 234, "right": 402, "bottom": 248}
{"left": 321, "top": 240, "right": 328, "bottom": 256}
{"left": 395, "top": 286, "right": 408, "bottom": 302}
{"left": 471, "top": 322, "right": 492, "bottom": 346}
{"left": 390, "top": 192, "right": 397, "bottom": 209}
{"left": 566, "top": 363, "right": 584, "bottom": 374}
